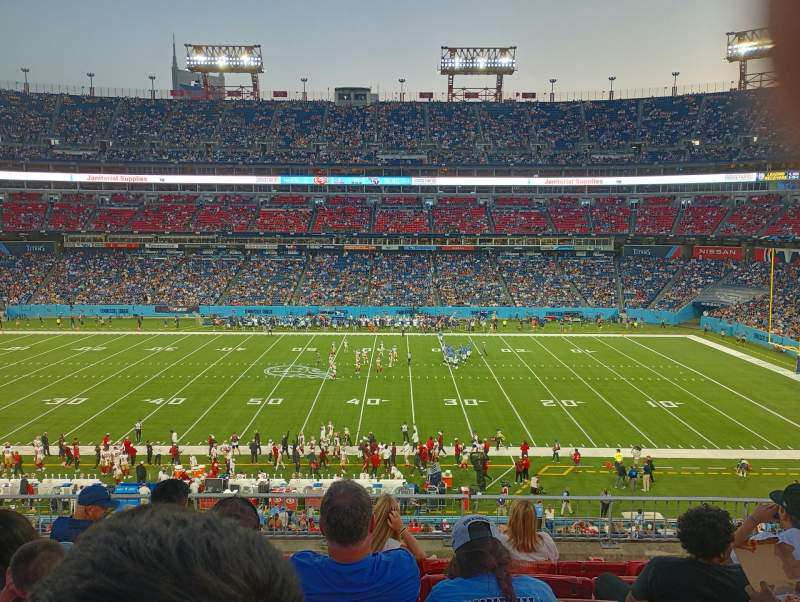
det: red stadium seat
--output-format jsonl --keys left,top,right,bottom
{"left": 533, "top": 575, "right": 594, "bottom": 599}
{"left": 557, "top": 560, "right": 629, "bottom": 578}
{"left": 420, "top": 558, "right": 450, "bottom": 575}
{"left": 418, "top": 574, "right": 446, "bottom": 602}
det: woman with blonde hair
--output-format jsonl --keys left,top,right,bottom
{"left": 370, "top": 493, "right": 426, "bottom": 561}
{"left": 499, "top": 499, "right": 559, "bottom": 562}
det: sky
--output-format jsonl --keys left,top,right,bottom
{"left": 0, "top": 0, "right": 767, "bottom": 100}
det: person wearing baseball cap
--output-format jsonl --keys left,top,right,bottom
{"left": 427, "top": 514, "right": 556, "bottom": 602}
{"left": 50, "top": 484, "right": 118, "bottom": 543}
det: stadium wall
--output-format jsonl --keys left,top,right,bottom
{"left": 699, "top": 316, "right": 799, "bottom": 356}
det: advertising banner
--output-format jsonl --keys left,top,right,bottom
{"left": 622, "top": 245, "right": 682, "bottom": 259}
{"left": 0, "top": 241, "right": 55, "bottom": 256}
{"left": 692, "top": 245, "right": 743, "bottom": 261}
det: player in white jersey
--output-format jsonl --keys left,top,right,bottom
{"left": 331, "top": 341, "right": 336, "bottom": 354}
{"left": 343, "top": 339, "right": 349, "bottom": 352}
{"left": 320, "top": 424, "right": 326, "bottom": 443}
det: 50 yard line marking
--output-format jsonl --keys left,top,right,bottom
{"left": 468, "top": 335, "right": 534, "bottom": 445}
{"left": 299, "top": 334, "right": 346, "bottom": 435}
{"left": 500, "top": 336, "right": 595, "bottom": 447}
{"left": 355, "top": 336, "right": 378, "bottom": 441}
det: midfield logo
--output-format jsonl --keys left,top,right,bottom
{"left": 263, "top": 365, "right": 329, "bottom": 379}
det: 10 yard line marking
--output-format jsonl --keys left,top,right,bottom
{"left": 181, "top": 335, "right": 286, "bottom": 442}
{"left": 0, "top": 333, "right": 101, "bottom": 387}
{"left": 355, "top": 336, "right": 378, "bottom": 442}
{"left": 468, "top": 335, "right": 534, "bottom": 444}
{"left": 442, "top": 336, "right": 474, "bottom": 439}
{"left": 299, "top": 334, "right": 346, "bottom": 435}
{"left": 240, "top": 335, "right": 317, "bottom": 438}
{"left": 500, "top": 336, "right": 595, "bottom": 447}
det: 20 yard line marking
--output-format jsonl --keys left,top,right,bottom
{"left": 355, "top": 336, "right": 378, "bottom": 441}
{"left": 469, "top": 335, "right": 534, "bottom": 445}
{"left": 500, "top": 336, "right": 595, "bottom": 447}
{"left": 299, "top": 334, "right": 346, "bottom": 435}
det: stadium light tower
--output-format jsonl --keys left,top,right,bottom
{"left": 608, "top": 75, "right": 616, "bottom": 100}
{"left": 398, "top": 78, "right": 406, "bottom": 102}
{"left": 671, "top": 71, "right": 680, "bottom": 96}
{"left": 86, "top": 72, "right": 95, "bottom": 97}
{"left": 20, "top": 67, "right": 30, "bottom": 94}
{"left": 549, "top": 78, "right": 557, "bottom": 102}
{"left": 301, "top": 77, "right": 308, "bottom": 101}
{"left": 726, "top": 29, "right": 776, "bottom": 90}
{"left": 439, "top": 46, "right": 517, "bottom": 102}
{"left": 148, "top": 74, "right": 156, "bottom": 100}
{"left": 185, "top": 44, "right": 264, "bottom": 100}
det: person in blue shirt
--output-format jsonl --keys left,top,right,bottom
{"left": 50, "top": 484, "right": 118, "bottom": 543}
{"left": 427, "top": 514, "right": 557, "bottom": 602}
{"left": 290, "top": 479, "right": 420, "bottom": 602}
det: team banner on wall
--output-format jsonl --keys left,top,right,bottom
{"left": 622, "top": 245, "right": 682, "bottom": 259}
{"left": 692, "top": 245, "right": 743, "bottom": 261}
{"left": 754, "top": 247, "right": 800, "bottom": 263}
{"left": 0, "top": 241, "right": 55, "bottom": 256}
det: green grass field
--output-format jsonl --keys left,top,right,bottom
{"left": 1, "top": 320, "right": 798, "bottom": 500}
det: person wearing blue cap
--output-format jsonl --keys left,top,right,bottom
{"left": 50, "top": 484, "right": 118, "bottom": 543}
{"left": 427, "top": 515, "right": 557, "bottom": 602}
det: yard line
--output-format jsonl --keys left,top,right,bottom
{"left": 0, "top": 333, "right": 101, "bottom": 386}
{"left": 240, "top": 335, "right": 316, "bottom": 438}
{"left": 117, "top": 335, "right": 258, "bottom": 440}
{"left": 181, "top": 335, "right": 286, "bottom": 441}
{"left": 299, "top": 334, "right": 346, "bottom": 435}
{"left": 441, "top": 337, "right": 474, "bottom": 439}
{"left": 355, "top": 336, "right": 379, "bottom": 442}
{"left": 0, "top": 333, "right": 151, "bottom": 413}
{"left": 0, "top": 333, "right": 174, "bottom": 440}
{"left": 405, "top": 334, "right": 416, "bottom": 428}
{"left": 534, "top": 337, "right": 657, "bottom": 447}
{"left": 500, "top": 336, "right": 595, "bottom": 447}
{"left": 487, "top": 465, "right": 517, "bottom": 490}
{"left": 0, "top": 332, "right": 38, "bottom": 346}
{"left": 612, "top": 341, "right": 779, "bottom": 448}
{"left": 583, "top": 337, "right": 717, "bottom": 447}
{"left": 627, "top": 337, "right": 800, "bottom": 434}
{"left": 468, "top": 335, "right": 534, "bottom": 444}
{"left": 0, "top": 333, "right": 49, "bottom": 357}
{"left": 62, "top": 334, "right": 217, "bottom": 439}
{"left": 1, "top": 333, "right": 96, "bottom": 367}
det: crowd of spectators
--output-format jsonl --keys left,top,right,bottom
{"left": 654, "top": 259, "right": 728, "bottom": 310}
{"left": 53, "top": 96, "right": 116, "bottom": 146}
{"left": 296, "top": 252, "right": 371, "bottom": 305}
{"left": 0, "top": 252, "right": 56, "bottom": 304}
{"left": 366, "top": 253, "right": 435, "bottom": 306}
{"left": 434, "top": 253, "right": 511, "bottom": 306}
{"left": 619, "top": 256, "right": 681, "bottom": 309}
{"left": 560, "top": 256, "right": 619, "bottom": 308}
{"left": 225, "top": 255, "right": 306, "bottom": 305}
{"left": 497, "top": 256, "right": 581, "bottom": 307}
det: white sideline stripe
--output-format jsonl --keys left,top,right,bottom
{"left": 406, "top": 335, "right": 416, "bottom": 428}
{"left": 631, "top": 337, "right": 800, "bottom": 432}
{"left": 181, "top": 335, "right": 286, "bottom": 442}
{"left": 598, "top": 337, "right": 778, "bottom": 449}
{"left": 487, "top": 465, "right": 517, "bottom": 490}
{"left": 0, "top": 333, "right": 166, "bottom": 440}
{"left": 0, "top": 333, "right": 100, "bottom": 386}
{"left": 584, "top": 337, "right": 717, "bottom": 447}
{"left": 687, "top": 335, "right": 800, "bottom": 382}
{"left": 355, "top": 336, "right": 379, "bottom": 441}
{"left": 0, "top": 330, "right": 691, "bottom": 338}
{"left": 299, "top": 335, "right": 346, "bottom": 435}
{"left": 534, "top": 337, "right": 657, "bottom": 447}
{"left": 240, "top": 335, "right": 317, "bottom": 438}
{"left": 468, "top": 335, "right": 534, "bottom": 444}
{"left": 500, "top": 336, "right": 595, "bottom": 447}
{"left": 63, "top": 334, "right": 215, "bottom": 439}
{"left": 442, "top": 337, "right": 474, "bottom": 438}
{"left": 13, "top": 444, "right": 800, "bottom": 460}
{"left": 0, "top": 333, "right": 53, "bottom": 358}
{"left": 0, "top": 333, "right": 143, "bottom": 413}
{"left": 117, "top": 335, "right": 257, "bottom": 440}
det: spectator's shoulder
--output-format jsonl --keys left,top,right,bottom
{"left": 289, "top": 550, "right": 325, "bottom": 569}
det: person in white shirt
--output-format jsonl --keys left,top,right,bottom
{"left": 170, "top": 430, "right": 178, "bottom": 445}
{"left": 498, "top": 500, "right": 559, "bottom": 562}
{"left": 401, "top": 442, "right": 411, "bottom": 466}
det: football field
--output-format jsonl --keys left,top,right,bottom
{"left": 1, "top": 327, "right": 798, "bottom": 456}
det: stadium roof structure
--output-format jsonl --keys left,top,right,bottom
{"left": 184, "top": 43, "right": 264, "bottom": 100}
{"left": 439, "top": 46, "right": 516, "bottom": 102}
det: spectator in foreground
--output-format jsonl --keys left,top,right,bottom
{"left": 30, "top": 505, "right": 302, "bottom": 602}
{"left": 369, "top": 493, "right": 426, "bottom": 561}
{"left": 211, "top": 496, "right": 261, "bottom": 531}
{"left": 50, "top": 484, "right": 118, "bottom": 543}
{"left": 0, "top": 509, "right": 38, "bottom": 590}
{"left": 595, "top": 504, "right": 748, "bottom": 602}
{"left": 150, "top": 478, "right": 189, "bottom": 507}
{"left": 1, "top": 539, "right": 65, "bottom": 601}
{"left": 427, "top": 515, "right": 557, "bottom": 602}
{"left": 290, "top": 480, "right": 420, "bottom": 602}
{"left": 498, "top": 500, "right": 559, "bottom": 562}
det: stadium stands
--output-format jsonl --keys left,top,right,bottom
{"left": 654, "top": 259, "right": 728, "bottom": 310}
{"left": 765, "top": 201, "right": 800, "bottom": 238}
{"left": 674, "top": 195, "right": 728, "bottom": 236}
{"left": 1, "top": 192, "right": 48, "bottom": 232}
{"left": 548, "top": 198, "right": 590, "bottom": 235}
{"left": 434, "top": 253, "right": 511, "bottom": 306}
{"left": 619, "top": 256, "right": 681, "bottom": 309}
{"left": 296, "top": 253, "right": 371, "bottom": 305}
{"left": 224, "top": 255, "right": 305, "bottom": 305}
{"left": 717, "top": 195, "right": 783, "bottom": 237}
{"left": 0, "top": 252, "right": 56, "bottom": 304}
{"left": 193, "top": 196, "right": 256, "bottom": 233}
{"left": 366, "top": 253, "right": 435, "bottom": 306}
{"left": 633, "top": 197, "right": 679, "bottom": 236}
{"left": 497, "top": 256, "right": 581, "bottom": 307}
{"left": 560, "top": 256, "right": 618, "bottom": 308}
{"left": 591, "top": 198, "right": 631, "bottom": 235}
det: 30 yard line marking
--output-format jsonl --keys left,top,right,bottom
{"left": 355, "top": 336, "right": 378, "bottom": 441}
{"left": 299, "top": 334, "right": 346, "bottom": 435}
{"left": 628, "top": 337, "right": 800, "bottom": 434}
{"left": 61, "top": 334, "right": 216, "bottom": 439}
{"left": 240, "top": 335, "right": 317, "bottom": 438}
{"left": 500, "top": 336, "right": 595, "bottom": 447}
{"left": 584, "top": 337, "right": 717, "bottom": 447}
{"left": 181, "top": 335, "right": 286, "bottom": 442}
{"left": 536, "top": 337, "right": 657, "bottom": 447}
{"left": 469, "top": 335, "right": 534, "bottom": 444}
{"left": 598, "top": 337, "right": 778, "bottom": 449}
{"left": 0, "top": 333, "right": 101, "bottom": 387}
{"left": 441, "top": 336, "right": 474, "bottom": 439}
{"left": 406, "top": 334, "right": 416, "bottom": 428}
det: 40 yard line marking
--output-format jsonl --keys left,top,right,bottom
{"left": 468, "top": 335, "right": 534, "bottom": 445}
{"left": 355, "top": 336, "right": 378, "bottom": 442}
{"left": 299, "top": 334, "right": 346, "bottom": 435}
{"left": 500, "top": 336, "right": 596, "bottom": 447}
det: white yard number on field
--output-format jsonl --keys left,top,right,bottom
{"left": 444, "top": 398, "right": 487, "bottom": 406}
{"left": 247, "top": 397, "right": 283, "bottom": 406}
{"left": 569, "top": 349, "right": 597, "bottom": 354}
{"left": 645, "top": 400, "right": 682, "bottom": 408}
{"left": 217, "top": 347, "right": 246, "bottom": 352}
{"left": 2, "top": 346, "right": 29, "bottom": 351}
{"left": 346, "top": 398, "right": 388, "bottom": 406}
{"left": 145, "top": 347, "right": 176, "bottom": 352}
{"left": 501, "top": 348, "right": 529, "bottom": 353}
{"left": 144, "top": 397, "right": 185, "bottom": 406}
{"left": 73, "top": 346, "right": 106, "bottom": 351}
{"left": 291, "top": 347, "right": 317, "bottom": 352}
{"left": 43, "top": 397, "right": 87, "bottom": 405}
{"left": 541, "top": 399, "right": 585, "bottom": 407}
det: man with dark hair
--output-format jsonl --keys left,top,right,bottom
{"left": 50, "top": 484, "right": 118, "bottom": 543}
{"left": 595, "top": 504, "right": 748, "bottom": 601}
{"left": 29, "top": 506, "right": 303, "bottom": 602}
{"left": 1, "top": 539, "right": 65, "bottom": 600}
{"left": 150, "top": 478, "right": 189, "bottom": 507}
{"left": 0, "top": 509, "right": 37, "bottom": 591}
{"left": 212, "top": 496, "right": 260, "bottom": 531}
{"left": 290, "top": 479, "right": 420, "bottom": 601}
